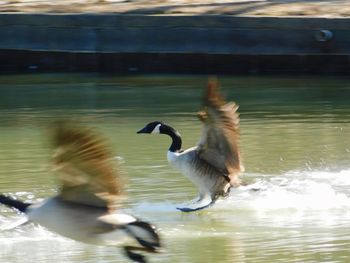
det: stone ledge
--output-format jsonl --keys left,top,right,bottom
{"left": 1, "top": 13, "right": 350, "bottom": 74}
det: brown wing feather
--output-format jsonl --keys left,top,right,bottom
{"left": 51, "top": 122, "right": 123, "bottom": 210}
{"left": 198, "top": 78, "right": 244, "bottom": 185}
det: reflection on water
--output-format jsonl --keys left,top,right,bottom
{"left": 0, "top": 74, "right": 350, "bottom": 262}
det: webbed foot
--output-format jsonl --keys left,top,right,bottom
{"left": 0, "top": 216, "right": 29, "bottom": 231}
{"left": 176, "top": 196, "right": 214, "bottom": 212}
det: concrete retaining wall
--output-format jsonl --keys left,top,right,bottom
{"left": 1, "top": 13, "right": 350, "bottom": 73}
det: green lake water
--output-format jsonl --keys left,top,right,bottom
{"left": 0, "top": 74, "right": 350, "bottom": 262}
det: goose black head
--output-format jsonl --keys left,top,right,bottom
{"left": 138, "top": 121, "right": 182, "bottom": 152}
{"left": 137, "top": 121, "right": 164, "bottom": 134}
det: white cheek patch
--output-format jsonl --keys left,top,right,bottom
{"left": 151, "top": 124, "right": 161, "bottom": 134}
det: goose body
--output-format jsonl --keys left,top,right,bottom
{"left": 0, "top": 123, "right": 161, "bottom": 263}
{"left": 26, "top": 197, "right": 137, "bottom": 246}
{"left": 138, "top": 79, "right": 244, "bottom": 212}
{"left": 167, "top": 147, "right": 232, "bottom": 201}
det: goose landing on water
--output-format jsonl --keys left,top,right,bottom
{"left": 138, "top": 79, "right": 244, "bottom": 212}
{"left": 0, "top": 123, "right": 161, "bottom": 263}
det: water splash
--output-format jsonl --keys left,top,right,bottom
{"left": 131, "top": 169, "right": 350, "bottom": 214}
{"left": 234, "top": 168, "right": 350, "bottom": 211}
{"left": 202, "top": 168, "right": 350, "bottom": 229}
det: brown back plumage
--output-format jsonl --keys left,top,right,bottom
{"left": 51, "top": 122, "right": 123, "bottom": 211}
{"left": 197, "top": 78, "right": 244, "bottom": 186}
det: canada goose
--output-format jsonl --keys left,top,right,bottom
{"left": 0, "top": 123, "right": 161, "bottom": 263}
{"left": 137, "top": 79, "right": 244, "bottom": 212}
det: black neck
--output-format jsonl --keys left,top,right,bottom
{"left": 161, "top": 125, "right": 182, "bottom": 152}
{"left": 0, "top": 194, "right": 31, "bottom": 213}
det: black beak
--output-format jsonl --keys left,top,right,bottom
{"left": 137, "top": 127, "right": 147, "bottom": 134}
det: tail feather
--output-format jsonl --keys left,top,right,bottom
{"left": 125, "top": 220, "right": 161, "bottom": 252}
{"left": 124, "top": 246, "right": 147, "bottom": 263}
{"left": 0, "top": 194, "right": 31, "bottom": 213}
{"left": 123, "top": 221, "right": 161, "bottom": 263}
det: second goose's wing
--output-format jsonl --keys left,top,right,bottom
{"left": 51, "top": 122, "right": 123, "bottom": 211}
{"left": 197, "top": 79, "right": 244, "bottom": 182}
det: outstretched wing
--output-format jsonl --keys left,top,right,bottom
{"left": 51, "top": 122, "right": 123, "bottom": 211}
{"left": 197, "top": 78, "right": 244, "bottom": 183}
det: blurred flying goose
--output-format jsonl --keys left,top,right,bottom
{"left": 137, "top": 79, "right": 244, "bottom": 212}
{"left": 0, "top": 123, "right": 161, "bottom": 263}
